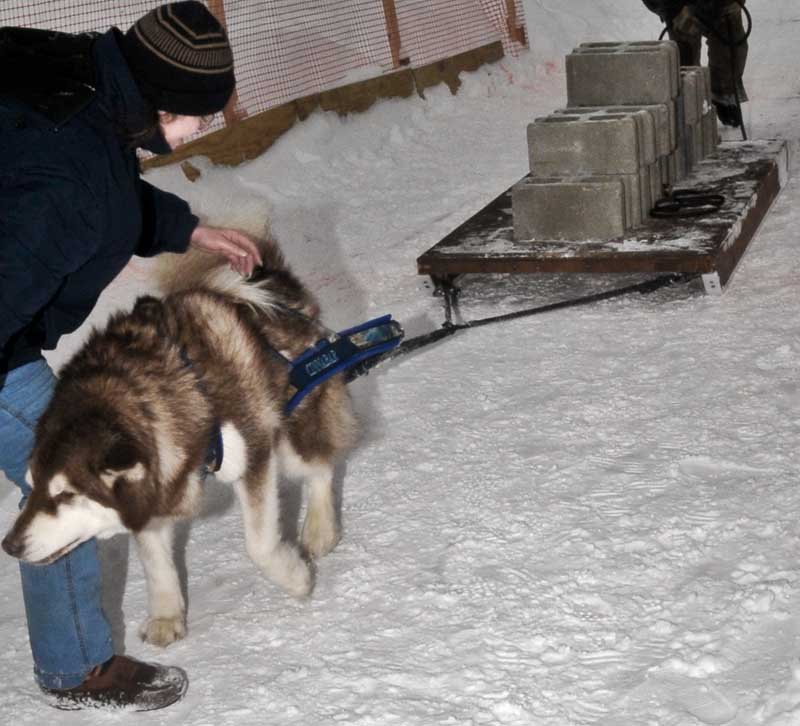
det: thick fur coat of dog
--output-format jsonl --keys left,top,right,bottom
{"left": 2, "top": 237, "right": 357, "bottom": 647}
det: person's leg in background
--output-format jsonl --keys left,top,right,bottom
{"left": 707, "top": 0, "right": 749, "bottom": 125}
{"left": 0, "top": 359, "right": 114, "bottom": 690}
{"left": 666, "top": 4, "right": 703, "bottom": 66}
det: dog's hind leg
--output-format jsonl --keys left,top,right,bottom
{"left": 300, "top": 461, "right": 340, "bottom": 559}
{"left": 278, "top": 439, "right": 340, "bottom": 559}
{"left": 135, "top": 518, "right": 186, "bottom": 647}
{"left": 301, "top": 461, "right": 339, "bottom": 559}
{"left": 234, "top": 452, "right": 313, "bottom": 598}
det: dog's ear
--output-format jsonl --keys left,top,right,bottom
{"left": 101, "top": 436, "right": 141, "bottom": 473}
{"left": 99, "top": 461, "right": 147, "bottom": 490}
{"left": 99, "top": 437, "right": 154, "bottom": 531}
{"left": 99, "top": 434, "right": 149, "bottom": 488}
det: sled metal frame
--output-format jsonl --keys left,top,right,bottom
{"left": 417, "top": 140, "right": 789, "bottom": 307}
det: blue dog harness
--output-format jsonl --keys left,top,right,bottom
{"left": 283, "top": 315, "right": 404, "bottom": 414}
{"left": 182, "top": 314, "right": 403, "bottom": 473}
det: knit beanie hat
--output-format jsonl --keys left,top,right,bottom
{"left": 121, "top": 1, "right": 235, "bottom": 116}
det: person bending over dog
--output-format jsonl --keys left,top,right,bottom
{"left": 0, "top": 1, "right": 262, "bottom": 711}
{"left": 642, "top": 0, "right": 749, "bottom": 126}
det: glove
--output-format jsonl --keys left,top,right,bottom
{"left": 671, "top": 5, "right": 702, "bottom": 35}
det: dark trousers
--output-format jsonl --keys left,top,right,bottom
{"left": 669, "top": 1, "right": 748, "bottom": 105}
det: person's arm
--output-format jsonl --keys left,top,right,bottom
{"left": 0, "top": 174, "right": 99, "bottom": 352}
{"left": 137, "top": 179, "right": 199, "bottom": 257}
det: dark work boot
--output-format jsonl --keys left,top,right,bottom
{"left": 713, "top": 101, "right": 743, "bottom": 127}
{"left": 40, "top": 655, "right": 188, "bottom": 711}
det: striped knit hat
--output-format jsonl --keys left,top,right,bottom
{"left": 121, "top": 1, "right": 235, "bottom": 116}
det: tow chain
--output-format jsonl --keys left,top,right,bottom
{"left": 345, "top": 272, "right": 698, "bottom": 381}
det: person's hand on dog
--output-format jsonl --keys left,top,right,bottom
{"left": 189, "top": 225, "right": 263, "bottom": 276}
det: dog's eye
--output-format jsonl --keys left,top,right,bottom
{"left": 52, "top": 491, "right": 76, "bottom": 505}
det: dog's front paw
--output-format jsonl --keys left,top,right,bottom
{"left": 263, "top": 544, "right": 315, "bottom": 598}
{"left": 301, "top": 512, "right": 341, "bottom": 559}
{"left": 140, "top": 616, "right": 187, "bottom": 647}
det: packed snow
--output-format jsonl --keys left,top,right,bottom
{"left": 2, "top": 1, "right": 800, "bottom": 724}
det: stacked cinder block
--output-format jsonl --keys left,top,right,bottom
{"left": 512, "top": 40, "right": 720, "bottom": 242}
{"left": 554, "top": 104, "right": 676, "bottom": 190}
{"left": 681, "top": 65, "right": 719, "bottom": 171}
{"left": 524, "top": 113, "right": 657, "bottom": 230}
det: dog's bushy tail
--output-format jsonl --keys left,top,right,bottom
{"left": 154, "top": 233, "right": 318, "bottom": 320}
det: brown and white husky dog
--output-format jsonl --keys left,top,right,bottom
{"left": 1, "top": 235, "right": 357, "bottom": 647}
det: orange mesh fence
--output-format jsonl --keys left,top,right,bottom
{"left": 394, "top": 0, "right": 499, "bottom": 67}
{"left": 1, "top": 1, "right": 526, "bottom": 128}
{"left": 227, "top": 1, "right": 395, "bottom": 119}
{"left": 479, "top": 0, "right": 528, "bottom": 50}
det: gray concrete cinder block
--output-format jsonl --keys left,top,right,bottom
{"left": 528, "top": 112, "right": 667, "bottom": 225}
{"left": 603, "top": 105, "right": 674, "bottom": 156}
{"left": 664, "top": 100, "right": 678, "bottom": 151}
{"left": 552, "top": 107, "right": 660, "bottom": 166}
{"left": 622, "top": 171, "right": 643, "bottom": 227}
{"left": 557, "top": 103, "right": 676, "bottom": 155}
{"left": 639, "top": 167, "right": 653, "bottom": 221}
{"left": 682, "top": 127, "right": 694, "bottom": 175}
{"left": 660, "top": 156, "right": 671, "bottom": 187}
{"left": 528, "top": 114, "right": 645, "bottom": 175}
{"left": 674, "top": 92, "right": 688, "bottom": 174}
{"left": 667, "top": 153, "right": 676, "bottom": 185}
{"left": 702, "top": 110, "right": 719, "bottom": 157}
{"left": 710, "top": 112, "right": 719, "bottom": 150}
{"left": 649, "top": 162, "right": 664, "bottom": 206}
{"left": 700, "top": 65, "right": 713, "bottom": 113}
{"left": 579, "top": 41, "right": 680, "bottom": 97}
{"left": 512, "top": 176, "right": 628, "bottom": 241}
{"left": 618, "top": 168, "right": 652, "bottom": 225}
{"left": 567, "top": 41, "right": 679, "bottom": 106}
{"left": 670, "top": 147, "right": 686, "bottom": 183}
{"left": 680, "top": 122, "right": 703, "bottom": 168}
{"left": 694, "top": 123, "right": 705, "bottom": 163}
{"left": 677, "top": 146, "right": 686, "bottom": 180}
{"left": 528, "top": 114, "right": 651, "bottom": 226}
{"left": 680, "top": 67, "right": 703, "bottom": 127}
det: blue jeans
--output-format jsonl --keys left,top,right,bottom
{"left": 0, "top": 359, "right": 113, "bottom": 689}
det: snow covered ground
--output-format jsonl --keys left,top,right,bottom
{"left": 2, "top": 0, "right": 800, "bottom": 723}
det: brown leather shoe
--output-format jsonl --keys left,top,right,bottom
{"left": 41, "top": 655, "right": 188, "bottom": 711}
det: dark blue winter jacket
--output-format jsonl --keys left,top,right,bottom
{"left": 0, "top": 29, "right": 198, "bottom": 376}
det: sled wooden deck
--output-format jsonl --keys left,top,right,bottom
{"left": 417, "top": 140, "right": 789, "bottom": 293}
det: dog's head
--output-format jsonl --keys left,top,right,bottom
{"left": 2, "top": 409, "right": 154, "bottom": 565}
